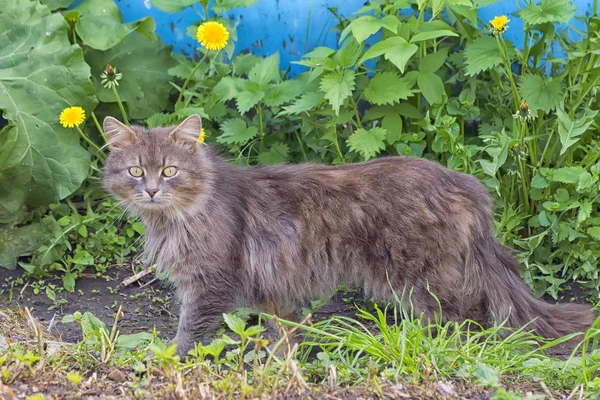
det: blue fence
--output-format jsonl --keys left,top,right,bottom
{"left": 114, "top": 0, "right": 593, "bottom": 74}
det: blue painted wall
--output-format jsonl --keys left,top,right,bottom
{"left": 114, "top": 0, "right": 594, "bottom": 74}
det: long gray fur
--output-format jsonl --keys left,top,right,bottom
{"left": 102, "top": 114, "right": 596, "bottom": 356}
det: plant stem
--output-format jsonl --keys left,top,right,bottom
{"left": 330, "top": 123, "right": 345, "bottom": 164}
{"left": 111, "top": 86, "right": 129, "bottom": 125}
{"left": 72, "top": 27, "right": 77, "bottom": 45}
{"left": 76, "top": 126, "right": 106, "bottom": 159}
{"left": 295, "top": 130, "right": 308, "bottom": 161}
{"left": 257, "top": 104, "right": 265, "bottom": 152}
{"left": 349, "top": 95, "right": 363, "bottom": 129}
{"left": 517, "top": 156, "right": 530, "bottom": 214}
{"left": 521, "top": 26, "right": 530, "bottom": 75}
{"left": 495, "top": 36, "right": 520, "bottom": 111}
{"left": 175, "top": 52, "right": 209, "bottom": 108}
{"left": 91, "top": 111, "right": 107, "bottom": 144}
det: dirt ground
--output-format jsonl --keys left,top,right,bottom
{"left": 0, "top": 265, "right": 588, "bottom": 399}
{"left": 0, "top": 265, "right": 365, "bottom": 344}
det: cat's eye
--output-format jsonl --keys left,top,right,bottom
{"left": 163, "top": 166, "right": 178, "bottom": 177}
{"left": 129, "top": 166, "right": 144, "bottom": 177}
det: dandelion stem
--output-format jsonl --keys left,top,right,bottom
{"left": 111, "top": 86, "right": 129, "bottom": 125}
{"left": 495, "top": 35, "right": 520, "bottom": 111}
{"left": 175, "top": 52, "right": 209, "bottom": 109}
{"left": 91, "top": 111, "right": 107, "bottom": 144}
{"left": 76, "top": 126, "right": 106, "bottom": 159}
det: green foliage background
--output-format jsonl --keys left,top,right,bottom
{"left": 1, "top": 0, "right": 600, "bottom": 302}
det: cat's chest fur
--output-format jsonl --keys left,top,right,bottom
{"left": 141, "top": 209, "right": 230, "bottom": 283}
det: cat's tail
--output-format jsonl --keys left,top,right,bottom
{"left": 466, "top": 236, "right": 596, "bottom": 338}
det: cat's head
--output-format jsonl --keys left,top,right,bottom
{"left": 102, "top": 115, "right": 211, "bottom": 216}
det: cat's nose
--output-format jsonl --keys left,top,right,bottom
{"left": 146, "top": 189, "right": 159, "bottom": 198}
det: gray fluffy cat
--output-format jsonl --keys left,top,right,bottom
{"left": 103, "top": 114, "right": 595, "bottom": 356}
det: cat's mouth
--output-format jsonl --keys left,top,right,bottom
{"left": 136, "top": 199, "right": 169, "bottom": 210}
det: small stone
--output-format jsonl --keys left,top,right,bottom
{"left": 435, "top": 381, "right": 455, "bottom": 397}
{"left": 385, "top": 383, "right": 409, "bottom": 399}
{"left": 107, "top": 369, "right": 127, "bottom": 383}
{"left": 0, "top": 334, "right": 7, "bottom": 352}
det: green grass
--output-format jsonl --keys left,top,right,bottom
{"left": 2, "top": 301, "right": 600, "bottom": 399}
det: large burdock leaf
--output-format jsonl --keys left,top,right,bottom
{"left": 74, "top": 0, "right": 157, "bottom": 51}
{"left": 0, "top": 0, "right": 97, "bottom": 217}
{"left": 87, "top": 33, "right": 176, "bottom": 120}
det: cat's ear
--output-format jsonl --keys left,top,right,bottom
{"left": 169, "top": 114, "right": 202, "bottom": 149}
{"left": 103, "top": 117, "right": 137, "bottom": 150}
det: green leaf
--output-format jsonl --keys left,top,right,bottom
{"left": 232, "top": 53, "right": 261, "bottom": 76}
{"left": 151, "top": 0, "right": 197, "bottom": 12}
{"left": 478, "top": 131, "right": 510, "bottom": 177}
{"left": 257, "top": 143, "right": 289, "bottom": 165}
{"left": 117, "top": 332, "right": 154, "bottom": 349}
{"left": 78, "top": 225, "right": 88, "bottom": 238}
{"left": 217, "top": 118, "right": 258, "bottom": 145}
{"left": 87, "top": 32, "right": 176, "bottom": 119}
{"left": 551, "top": 166, "right": 586, "bottom": 184}
{"left": 578, "top": 200, "right": 592, "bottom": 223}
{"left": 244, "top": 325, "right": 265, "bottom": 337}
{"left": 531, "top": 173, "right": 549, "bottom": 189}
{"left": 279, "top": 92, "right": 323, "bottom": 115}
{"left": 0, "top": 0, "right": 97, "bottom": 215}
{"left": 63, "top": 272, "right": 76, "bottom": 292}
{"left": 249, "top": 53, "right": 281, "bottom": 87}
{"left": 73, "top": 250, "right": 94, "bottom": 265}
{"left": 464, "top": 36, "right": 504, "bottom": 76}
{"left": 81, "top": 312, "right": 107, "bottom": 337}
{"left": 335, "top": 38, "right": 362, "bottom": 69}
{"left": 410, "top": 30, "right": 458, "bottom": 43}
{"left": 472, "top": 364, "right": 499, "bottom": 388}
{"left": 0, "top": 223, "right": 49, "bottom": 269}
{"left": 419, "top": 48, "right": 449, "bottom": 74}
{"left": 577, "top": 172, "right": 598, "bottom": 191}
{"left": 347, "top": 127, "right": 387, "bottom": 160}
{"left": 556, "top": 107, "right": 597, "bottom": 155}
{"left": 235, "top": 91, "right": 265, "bottom": 114}
{"left": 213, "top": 0, "right": 259, "bottom": 13}
{"left": 132, "top": 222, "right": 145, "bottom": 235}
{"left": 40, "top": 0, "right": 73, "bottom": 10}
{"left": 263, "top": 80, "right": 303, "bottom": 107}
{"left": 587, "top": 227, "right": 600, "bottom": 240}
{"left": 417, "top": 72, "right": 445, "bottom": 105}
{"left": 75, "top": 0, "right": 155, "bottom": 51}
{"left": 223, "top": 313, "right": 246, "bottom": 335}
{"left": 518, "top": 75, "right": 562, "bottom": 112}
{"left": 213, "top": 76, "right": 246, "bottom": 102}
{"left": 519, "top": 0, "right": 576, "bottom": 25}
{"left": 364, "top": 72, "right": 413, "bottom": 105}
{"left": 342, "top": 15, "right": 384, "bottom": 44}
{"left": 554, "top": 188, "right": 569, "bottom": 202}
{"left": 358, "top": 37, "right": 418, "bottom": 74}
{"left": 380, "top": 15, "right": 402, "bottom": 33}
{"left": 320, "top": 70, "right": 356, "bottom": 115}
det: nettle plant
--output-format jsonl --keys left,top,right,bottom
{"left": 164, "top": 0, "right": 600, "bottom": 298}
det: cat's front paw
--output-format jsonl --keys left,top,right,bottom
{"left": 169, "top": 336, "right": 195, "bottom": 359}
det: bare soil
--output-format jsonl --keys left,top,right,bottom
{"left": 0, "top": 265, "right": 365, "bottom": 344}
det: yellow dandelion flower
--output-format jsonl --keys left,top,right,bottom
{"left": 490, "top": 15, "right": 509, "bottom": 35}
{"left": 196, "top": 21, "right": 229, "bottom": 51}
{"left": 60, "top": 106, "right": 86, "bottom": 128}
{"left": 198, "top": 128, "right": 206, "bottom": 143}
